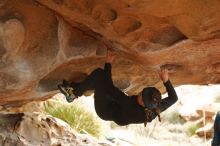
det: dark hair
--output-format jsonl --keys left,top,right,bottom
{"left": 141, "top": 87, "right": 161, "bottom": 110}
{"left": 142, "top": 87, "right": 162, "bottom": 126}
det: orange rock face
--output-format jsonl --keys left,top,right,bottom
{"left": 1, "top": 0, "right": 220, "bottom": 107}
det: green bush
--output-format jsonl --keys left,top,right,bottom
{"left": 163, "top": 111, "right": 186, "bottom": 124}
{"left": 187, "top": 123, "right": 200, "bottom": 136}
{"left": 43, "top": 101, "right": 102, "bottom": 137}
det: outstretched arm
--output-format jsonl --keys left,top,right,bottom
{"left": 158, "top": 68, "right": 178, "bottom": 112}
{"left": 104, "top": 50, "right": 117, "bottom": 89}
{"left": 104, "top": 51, "right": 128, "bottom": 99}
{"left": 104, "top": 51, "right": 114, "bottom": 77}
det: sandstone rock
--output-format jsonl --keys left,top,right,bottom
{"left": 1, "top": 0, "right": 220, "bottom": 107}
{"left": 195, "top": 123, "right": 213, "bottom": 138}
{"left": 180, "top": 103, "right": 220, "bottom": 138}
{"left": 0, "top": 112, "right": 113, "bottom": 146}
{"left": 196, "top": 103, "right": 220, "bottom": 119}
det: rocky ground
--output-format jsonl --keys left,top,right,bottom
{"left": 1, "top": 84, "right": 219, "bottom": 146}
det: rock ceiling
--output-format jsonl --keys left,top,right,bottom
{"left": 1, "top": 0, "right": 220, "bottom": 107}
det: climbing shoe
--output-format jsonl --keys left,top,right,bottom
{"left": 57, "top": 80, "right": 77, "bottom": 103}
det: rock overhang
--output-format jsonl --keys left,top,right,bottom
{"left": 1, "top": 0, "right": 220, "bottom": 107}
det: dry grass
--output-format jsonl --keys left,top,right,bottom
{"left": 44, "top": 93, "right": 212, "bottom": 146}
{"left": 43, "top": 100, "right": 103, "bottom": 137}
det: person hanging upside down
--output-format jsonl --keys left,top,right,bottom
{"left": 58, "top": 51, "right": 178, "bottom": 126}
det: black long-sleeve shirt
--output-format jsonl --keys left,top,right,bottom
{"left": 104, "top": 63, "right": 178, "bottom": 126}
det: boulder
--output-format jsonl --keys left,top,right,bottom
{"left": 0, "top": 112, "right": 113, "bottom": 146}
{"left": 1, "top": 0, "right": 220, "bottom": 108}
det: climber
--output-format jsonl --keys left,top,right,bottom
{"left": 212, "top": 111, "right": 220, "bottom": 146}
{"left": 57, "top": 51, "right": 178, "bottom": 126}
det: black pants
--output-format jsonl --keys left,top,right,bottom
{"left": 73, "top": 68, "right": 121, "bottom": 121}
{"left": 212, "top": 111, "right": 220, "bottom": 146}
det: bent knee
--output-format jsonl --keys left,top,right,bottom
{"left": 93, "top": 68, "right": 104, "bottom": 75}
